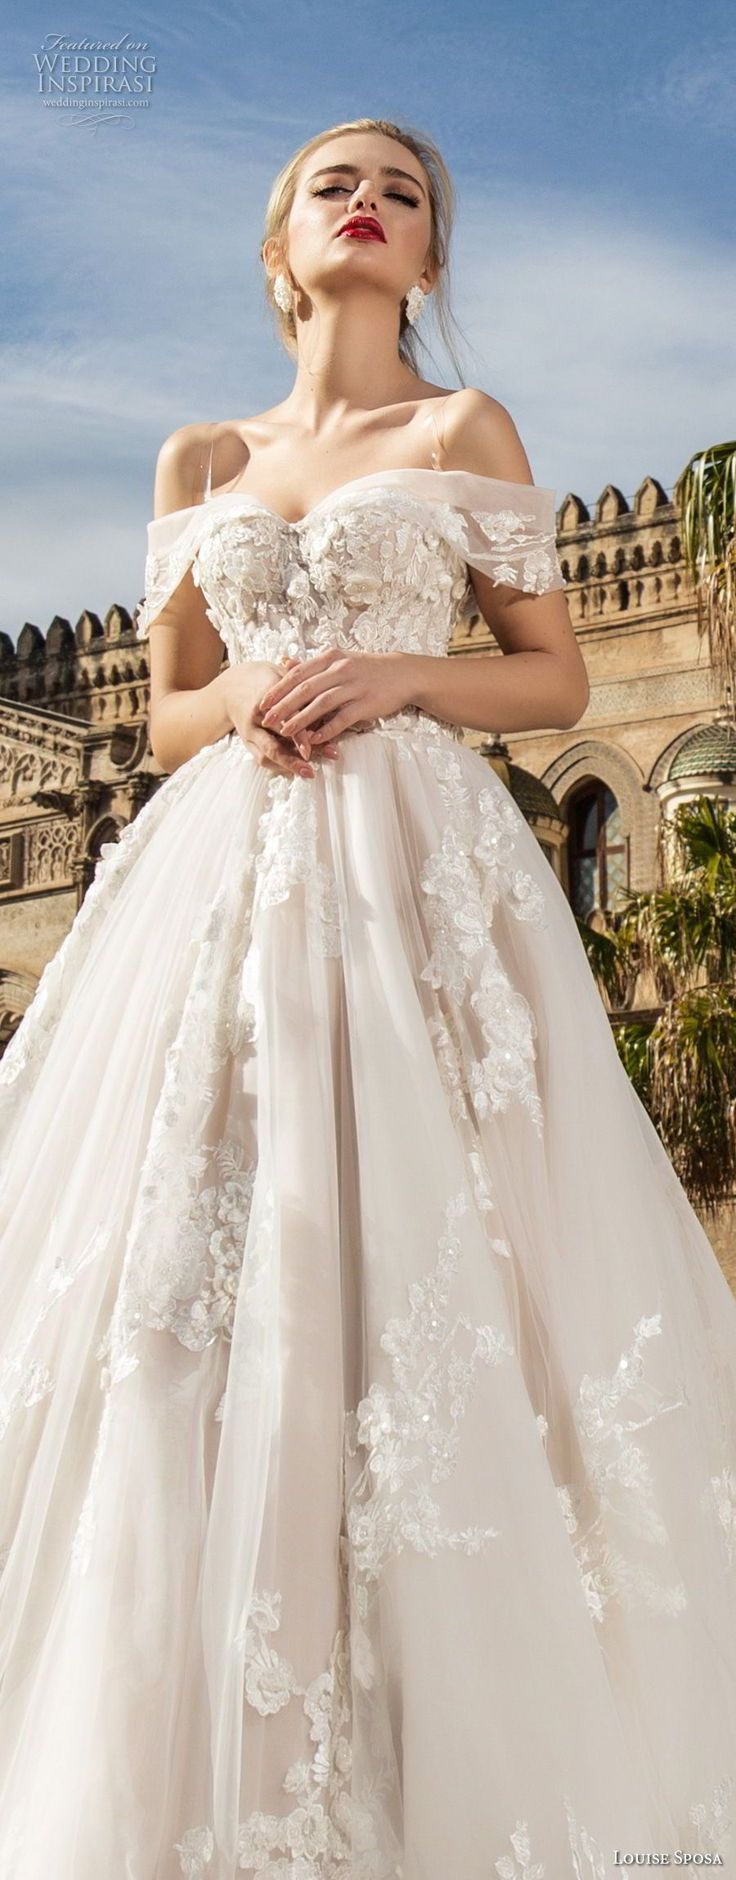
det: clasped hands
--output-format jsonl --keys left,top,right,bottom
{"left": 255, "top": 648, "right": 413, "bottom": 769}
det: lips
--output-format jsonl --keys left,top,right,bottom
{"left": 336, "top": 216, "right": 386, "bottom": 242}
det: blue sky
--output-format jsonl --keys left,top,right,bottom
{"left": 2, "top": 0, "right": 734, "bottom": 643}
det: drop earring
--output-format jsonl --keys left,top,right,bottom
{"left": 273, "top": 271, "right": 293, "bottom": 314}
{"left": 404, "top": 283, "right": 428, "bottom": 326}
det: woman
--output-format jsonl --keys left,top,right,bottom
{"left": 0, "top": 115, "right": 735, "bottom": 1880}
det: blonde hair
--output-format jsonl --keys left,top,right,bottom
{"left": 259, "top": 116, "right": 468, "bottom": 385}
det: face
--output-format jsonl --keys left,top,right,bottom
{"left": 268, "top": 131, "right": 435, "bottom": 312}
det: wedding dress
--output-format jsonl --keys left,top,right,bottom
{"left": 1, "top": 459, "right": 736, "bottom": 1880}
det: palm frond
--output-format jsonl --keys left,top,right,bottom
{"left": 674, "top": 442, "right": 736, "bottom": 721}
{"left": 648, "top": 986, "right": 736, "bottom": 1207}
{"left": 609, "top": 799, "right": 736, "bottom": 989}
{"left": 614, "top": 1019, "right": 654, "bottom": 1109}
{"left": 574, "top": 914, "right": 639, "bottom": 1009}
{"left": 672, "top": 793, "right": 736, "bottom": 880}
{"left": 575, "top": 794, "right": 736, "bottom": 1210}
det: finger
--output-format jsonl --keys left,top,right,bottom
{"left": 258, "top": 661, "right": 344, "bottom": 720}
{"left": 308, "top": 711, "right": 356, "bottom": 743}
{"left": 260, "top": 678, "right": 319, "bottom": 724}
{"left": 256, "top": 691, "right": 308, "bottom": 733}
{"left": 307, "top": 738, "right": 340, "bottom": 759}
{"left": 278, "top": 723, "right": 339, "bottom": 764}
{"left": 279, "top": 689, "right": 347, "bottom": 736}
{"left": 255, "top": 676, "right": 296, "bottom": 714}
{"left": 258, "top": 650, "right": 340, "bottom": 713}
{"left": 269, "top": 723, "right": 316, "bottom": 763}
{"left": 256, "top": 730, "right": 314, "bottom": 777}
{"left": 274, "top": 655, "right": 301, "bottom": 681}
{"left": 290, "top": 731, "right": 339, "bottom": 762}
{"left": 258, "top": 686, "right": 306, "bottom": 723}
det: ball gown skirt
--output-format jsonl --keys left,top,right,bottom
{"left": 0, "top": 466, "right": 735, "bottom": 1878}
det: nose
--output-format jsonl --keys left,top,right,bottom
{"left": 348, "top": 179, "right": 378, "bottom": 212}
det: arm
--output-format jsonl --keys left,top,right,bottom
{"left": 145, "top": 424, "right": 235, "bottom": 773}
{"left": 144, "top": 426, "right": 338, "bottom": 778}
{"left": 405, "top": 389, "right": 589, "bottom": 736}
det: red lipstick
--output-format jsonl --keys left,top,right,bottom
{"left": 336, "top": 215, "right": 386, "bottom": 243}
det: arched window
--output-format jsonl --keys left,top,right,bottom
{"left": 568, "top": 782, "right": 628, "bottom": 918}
{"left": 88, "top": 817, "right": 122, "bottom": 866}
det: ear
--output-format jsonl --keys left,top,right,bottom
{"left": 262, "top": 236, "right": 283, "bottom": 277}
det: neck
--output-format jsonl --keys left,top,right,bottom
{"left": 283, "top": 289, "right": 421, "bottom": 428}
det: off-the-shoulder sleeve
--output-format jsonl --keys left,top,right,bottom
{"left": 360, "top": 466, "right": 567, "bottom": 613}
{"left": 134, "top": 504, "right": 214, "bottom": 640}
{"left": 430, "top": 471, "right": 566, "bottom": 610}
{"left": 459, "top": 487, "right": 564, "bottom": 596}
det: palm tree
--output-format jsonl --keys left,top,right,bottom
{"left": 576, "top": 795, "right": 736, "bottom": 1214}
{"left": 675, "top": 441, "right": 736, "bottom": 724}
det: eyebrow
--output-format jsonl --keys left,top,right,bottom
{"left": 306, "top": 161, "right": 427, "bottom": 200}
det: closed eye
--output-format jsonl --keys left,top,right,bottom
{"left": 313, "top": 184, "right": 420, "bottom": 208}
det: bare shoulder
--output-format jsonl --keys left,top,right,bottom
{"left": 439, "top": 387, "right": 535, "bottom": 484}
{"left": 151, "top": 421, "right": 215, "bottom": 520}
{"left": 152, "top": 419, "right": 256, "bottom": 517}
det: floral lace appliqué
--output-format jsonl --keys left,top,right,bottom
{"left": 688, "top": 1773, "right": 734, "bottom": 1858}
{"left": 494, "top": 1796, "right": 607, "bottom": 1878}
{"left": 175, "top": 1599, "right": 397, "bottom": 1877}
{"left": 545, "top": 1313, "right": 691, "bottom": 1624}
{"left": 138, "top": 1135, "right": 257, "bottom": 1352}
{"left": 343, "top": 1188, "right": 510, "bottom": 1592}
{"left": 254, "top": 772, "right": 343, "bottom": 956}
{"left": 573, "top": 1312, "right": 689, "bottom": 1541}
{"left": 234, "top": 1586, "right": 305, "bottom": 1717}
{"left": 0, "top": 1222, "right": 112, "bottom": 1446}
{"left": 460, "top": 504, "right": 563, "bottom": 600}
{"left": 701, "top": 1466, "right": 736, "bottom": 1569}
{"left": 416, "top": 741, "right": 547, "bottom": 1134}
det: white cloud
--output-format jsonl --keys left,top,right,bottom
{"left": 622, "top": 42, "right": 736, "bottom": 135}
{"left": 456, "top": 187, "right": 735, "bottom": 506}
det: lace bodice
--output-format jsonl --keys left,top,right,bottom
{"left": 135, "top": 467, "right": 566, "bottom": 668}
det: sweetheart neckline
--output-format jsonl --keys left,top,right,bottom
{"left": 148, "top": 466, "right": 552, "bottom": 533}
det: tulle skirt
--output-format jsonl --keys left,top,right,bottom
{"left": 1, "top": 711, "right": 735, "bottom": 1878}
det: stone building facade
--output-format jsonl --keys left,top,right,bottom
{"left": 1, "top": 473, "right": 734, "bottom": 1261}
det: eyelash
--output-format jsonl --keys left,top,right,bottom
{"left": 313, "top": 184, "right": 420, "bottom": 208}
